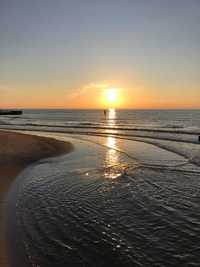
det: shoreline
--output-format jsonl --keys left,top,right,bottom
{"left": 0, "top": 130, "right": 73, "bottom": 267}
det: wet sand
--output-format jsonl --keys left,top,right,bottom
{"left": 0, "top": 130, "right": 73, "bottom": 267}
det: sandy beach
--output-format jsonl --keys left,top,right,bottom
{"left": 0, "top": 130, "right": 73, "bottom": 267}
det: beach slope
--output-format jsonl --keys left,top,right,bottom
{"left": 0, "top": 130, "right": 73, "bottom": 267}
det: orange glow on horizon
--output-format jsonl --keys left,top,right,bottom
{"left": 1, "top": 82, "right": 199, "bottom": 109}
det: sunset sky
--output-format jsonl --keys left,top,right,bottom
{"left": 0, "top": 0, "right": 200, "bottom": 109}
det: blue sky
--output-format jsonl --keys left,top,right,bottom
{"left": 0, "top": 0, "right": 200, "bottom": 108}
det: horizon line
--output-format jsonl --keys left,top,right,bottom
{"left": 2, "top": 107, "right": 200, "bottom": 110}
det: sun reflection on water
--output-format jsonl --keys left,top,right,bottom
{"left": 104, "top": 109, "right": 122, "bottom": 179}
{"left": 106, "top": 136, "right": 118, "bottom": 165}
{"left": 107, "top": 108, "right": 116, "bottom": 127}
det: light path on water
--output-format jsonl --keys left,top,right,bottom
{"left": 17, "top": 130, "right": 200, "bottom": 174}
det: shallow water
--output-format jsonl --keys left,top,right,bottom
{"left": 6, "top": 133, "right": 200, "bottom": 267}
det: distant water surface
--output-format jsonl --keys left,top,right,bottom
{"left": 1, "top": 109, "right": 200, "bottom": 144}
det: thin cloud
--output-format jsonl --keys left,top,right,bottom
{"left": 85, "top": 82, "right": 111, "bottom": 90}
{"left": 68, "top": 82, "right": 111, "bottom": 100}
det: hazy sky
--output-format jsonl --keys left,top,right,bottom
{"left": 0, "top": 0, "right": 200, "bottom": 108}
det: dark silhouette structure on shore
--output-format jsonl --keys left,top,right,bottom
{"left": 0, "top": 110, "right": 23, "bottom": 115}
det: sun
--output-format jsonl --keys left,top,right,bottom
{"left": 105, "top": 88, "right": 118, "bottom": 103}
{"left": 101, "top": 87, "right": 123, "bottom": 108}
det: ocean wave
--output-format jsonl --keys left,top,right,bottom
{"left": 1, "top": 121, "right": 200, "bottom": 135}
{"left": 159, "top": 124, "right": 185, "bottom": 129}
{"left": 1, "top": 124, "right": 200, "bottom": 147}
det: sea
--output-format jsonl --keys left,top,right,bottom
{"left": 2, "top": 109, "right": 200, "bottom": 267}
{"left": 0, "top": 109, "right": 200, "bottom": 142}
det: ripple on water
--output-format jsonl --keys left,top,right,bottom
{"left": 6, "top": 158, "right": 200, "bottom": 267}
{"left": 6, "top": 135, "right": 200, "bottom": 267}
